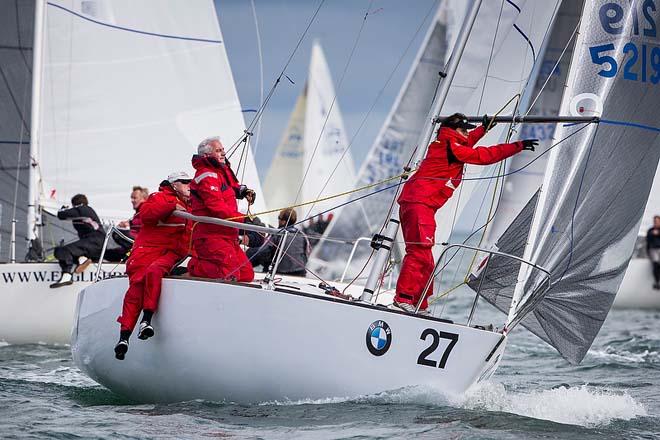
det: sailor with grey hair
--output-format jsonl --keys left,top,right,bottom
{"left": 197, "top": 136, "right": 222, "bottom": 155}
{"left": 187, "top": 136, "right": 257, "bottom": 282}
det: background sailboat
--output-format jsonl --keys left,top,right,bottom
{"left": 0, "top": 0, "right": 262, "bottom": 344}
{"left": 263, "top": 40, "right": 355, "bottom": 223}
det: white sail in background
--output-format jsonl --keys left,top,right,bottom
{"left": 38, "top": 0, "right": 264, "bottom": 221}
{"left": 485, "top": 1, "right": 583, "bottom": 241}
{"left": 310, "top": 5, "right": 454, "bottom": 276}
{"left": 263, "top": 41, "right": 355, "bottom": 221}
{"left": 262, "top": 88, "right": 307, "bottom": 223}
{"left": 507, "top": 0, "right": 660, "bottom": 363}
{"left": 432, "top": 0, "right": 561, "bottom": 250}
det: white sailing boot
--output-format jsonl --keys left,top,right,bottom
{"left": 49, "top": 272, "right": 73, "bottom": 289}
{"left": 114, "top": 339, "right": 129, "bottom": 360}
{"left": 137, "top": 321, "right": 155, "bottom": 340}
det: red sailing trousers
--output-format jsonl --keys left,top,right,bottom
{"left": 395, "top": 202, "right": 437, "bottom": 310}
{"left": 188, "top": 237, "right": 254, "bottom": 282}
{"left": 117, "top": 246, "right": 182, "bottom": 332}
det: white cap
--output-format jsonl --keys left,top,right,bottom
{"left": 167, "top": 171, "right": 192, "bottom": 184}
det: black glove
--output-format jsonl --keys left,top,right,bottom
{"left": 245, "top": 189, "right": 256, "bottom": 205}
{"left": 481, "top": 114, "right": 497, "bottom": 131}
{"left": 235, "top": 184, "right": 248, "bottom": 199}
{"left": 521, "top": 139, "right": 539, "bottom": 151}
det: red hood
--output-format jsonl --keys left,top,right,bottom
{"left": 191, "top": 154, "right": 231, "bottom": 170}
{"left": 437, "top": 127, "right": 468, "bottom": 144}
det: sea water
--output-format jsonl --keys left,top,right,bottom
{"left": 1, "top": 248, "right": 659, "bottom": 440}
{"left": 1, "top": 294, "right": 658, "bottom": 439}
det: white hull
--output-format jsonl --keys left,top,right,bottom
{"left": 614, "top": 258, "right": 660, "bottom": 309}
{"left": 72, "top": 277, "right": 507, "bottom": 404}
{"left": 0, "top": 262, "right": 125, "bottom": 344}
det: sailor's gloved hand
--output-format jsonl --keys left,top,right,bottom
{"left": 235, "top": 184, "right": 248, "bottom": 199}
{"left": 481, "top": 114, "right": 497, "bottom": 131}
{"left": 245, "top": 189, "right": 256, "bottom": 205}
{"left": 59, "top": 205, "right": 70, "bottom": 211}
{"left": 521, "top": 139, "right": 539, "bottom": 151}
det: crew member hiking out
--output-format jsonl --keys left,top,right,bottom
{"left": 393, "top": 113, "right": 538, "bottom": 314}
{"left": 114, "top": 172, "right": 191, "bottom": 360}
{"left": 50, "top": 194, "right": 106, "bottom": 288}
{"left": 188, "top": 136, "right": 257, "bottom": 282}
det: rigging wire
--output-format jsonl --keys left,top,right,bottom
{"left": 249, "top": 0, "right": 265, "bottom": 157}
{"left": 226, "top": 0, "right": 327, "bottom": 156}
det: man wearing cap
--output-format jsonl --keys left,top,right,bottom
{"left": 394, "top": 113, "right": 538, "bottom": 314}
{"left": 188, "top": 136, "right": 256, "bottom": 282}
{"left": 114, "top": 171, "right": 192, "bottom": 360}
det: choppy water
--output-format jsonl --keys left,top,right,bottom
{"left": 1, "top": 291, "right": 659, "bottom": 439}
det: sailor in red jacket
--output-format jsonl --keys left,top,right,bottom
{"left": 114, "top": 171, "right": 192, "bottom": 360}
{"left": 188, "top": 136, "right": 256, "bottom": 282}
{"left": 394, "top": 113, "right": 538, "bottom": 313}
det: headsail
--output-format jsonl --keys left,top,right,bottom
{"left": 507, "top": 0, "right": 660, "bottom": 364}
{"left": 433, "top": 0, "right": 561, "bottom": 250}
{"left": 38, "top": 0, "right": 265, "bottom": 221}
{"left": 0, "top": 0, "right": 34, "bottom": 261}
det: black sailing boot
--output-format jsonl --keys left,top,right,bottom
{"left": 137, "top": 310, "right": 154, "bottom": 340}
{"left": 114, "top": 330, "right": 131, "bottom": 360}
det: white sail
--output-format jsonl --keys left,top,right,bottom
{"left": 486, "top": 1, "right": 583, "bottom": 241}
{"left": 262, "top": 87, "right": 307, "bottom": 223}
{"left": 432, "top": 0, "right": 561, "bottom": 250}
{"left": 38, "top": 0, "right": 264, "bottom": 221}
{"left": 263, "top": 41, "right": 354, "bottom": 221}
{"left": 509, "top": 0, "right": 660, "bottom": 363}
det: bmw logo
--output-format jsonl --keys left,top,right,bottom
{"left": 366, "top": 320, "right": 392, "bottom": 356}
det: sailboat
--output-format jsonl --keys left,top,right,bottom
{"left": 262, "top": 40, "right": 355, "bottom": 224}
{"left": 71, "top": 0, "right": 638, "bottom": 404}
{"left": 0, "top": 0, "right": 264, "bottom": 344}
{"left": 614, "top": 172, "right": 660, "bottom": 309}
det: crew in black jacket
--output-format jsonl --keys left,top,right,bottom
{"left": 50, "top": 194, "right": 106, "bottom": 288}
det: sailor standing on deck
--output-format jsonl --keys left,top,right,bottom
{"left": 394, "top": 113, "right": 538, "bottom": 314}
{"left": 114, "top": 172, "right": 191, "bottom": 360}
{"left": 188, "top": 136, "right": 257, "bottom": 282}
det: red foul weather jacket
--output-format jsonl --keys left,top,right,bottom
{"left": 131, "top": 183, "right": 190, "bottom": 257}
{"left": 398, "top": 126, "right": 524, "bottom": 209}
{"left": 190, "top": 155, "right": 245, "bottom": 240}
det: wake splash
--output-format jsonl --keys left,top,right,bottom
{"left": 262, "top": 382, "right": 646, "bottom": 427}
{"left": 454, "top": 382, "right": 647, "bottom": 427}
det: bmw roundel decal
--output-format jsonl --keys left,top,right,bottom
{"left": 366, "top": 320, "right": 392, "bottom": 356}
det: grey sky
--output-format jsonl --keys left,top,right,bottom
{"left": 216, "top": 0, "right": 438, "bottom": 174}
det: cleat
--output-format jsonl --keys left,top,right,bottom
{"left": 74, "top": 257, "right": 92, "bottom": 274}
{"left": 137, "top": 321, "right": 154, "bottom": 340}
{"left": 49, "top": 272, "right": 73, "bottom": 289}
{"left": 114, "top": 339, "right": 129, "bottom": 360}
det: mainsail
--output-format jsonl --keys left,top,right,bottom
{"left": 0, "top": 0, "right": 33, "bottom": 261}
{"left": 432, "top": 0, "right": 561, "bottom": 250}
{"left": 310, "top": 4, "right": 454, "bottom": 276}
{"left": 485, "top": 0, "right": 583, "bottom": 241}
{"left": 37, "top": 0, "right": 265, "bottom": 222}
{"left": 487, "top": 0, "right": 660, "bottom": 364}
{"left": 263, "top": 41, "right": 355, "bottom": 221}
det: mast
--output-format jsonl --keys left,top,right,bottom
{"left": 27, "top": 0, "right": 45, "bottom": 241}
{"left": 361, "top": 0, "right": 483, "bottom": 302}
